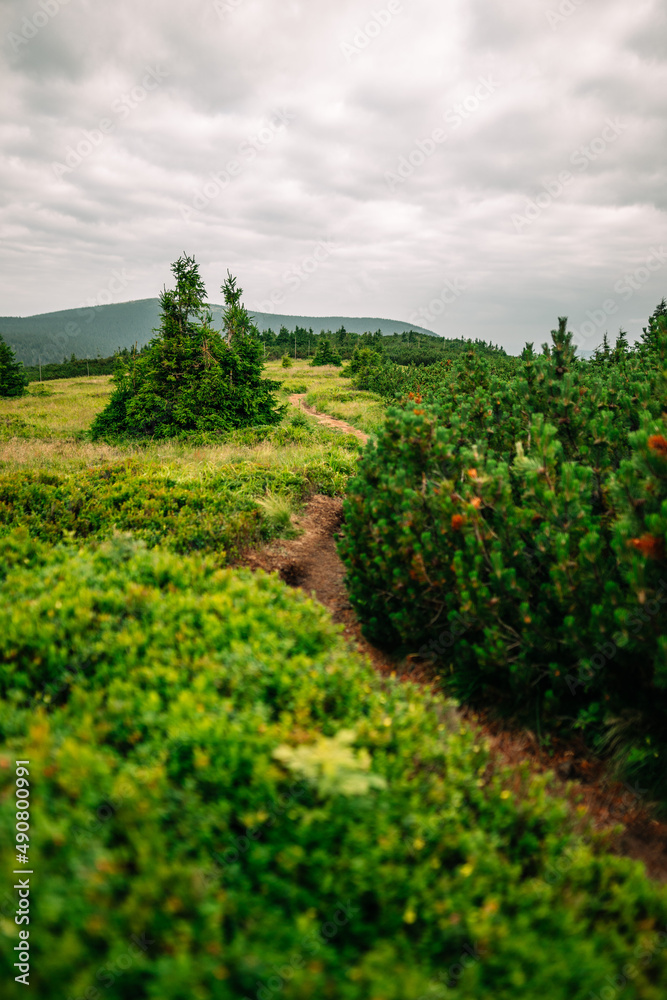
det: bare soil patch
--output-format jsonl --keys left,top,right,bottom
{"left": 289, "top": 394, "right": 369, "bottom": 444}
{"left": 240, "top": 494, "right": 395, "bottom": 676}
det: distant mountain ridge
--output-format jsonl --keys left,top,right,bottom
{"left": 0, "top": 298, "right": 439, "bottom": 366}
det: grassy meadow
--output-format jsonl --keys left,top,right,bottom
{"left": 1, "top": 353, "right": 667, "bottom": 1000}
{"left": 0, "top": 361, "right": 383, "bottom": 467}
{"left": 0, "top": 364, "right": 368, "bottom": 557}
{"left": 275, "top": 359, "right": 386, "bottom": 435}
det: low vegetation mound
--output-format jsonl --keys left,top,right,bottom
{"left": 0, "top": 422, "right": 357, "bottom": 554}
{"left": 1, "top": 532, "right": 667, "bottom": 998}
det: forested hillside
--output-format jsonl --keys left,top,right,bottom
{"left": 0, "top": 299, "right": 439, "bottom": 366}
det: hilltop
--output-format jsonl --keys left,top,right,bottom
{"left": 0, "top": 298, "right": 439, "bottom": 366}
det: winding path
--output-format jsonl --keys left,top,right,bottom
{"left": 269, "top": 393, "right": 667, "bottom": 880}
{"left": 288, "top": 393, "right": 369, "bottom": 444}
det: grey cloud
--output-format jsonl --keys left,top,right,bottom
{"left": 0, "top": 0, "right": 665, "bottom": 352}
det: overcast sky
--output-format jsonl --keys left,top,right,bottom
{"left": 1, "top": 0, "right": 666, "bottom": 353}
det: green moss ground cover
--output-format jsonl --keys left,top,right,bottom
{"left": 0, "top": 370, "right": 360, "bottom": 558}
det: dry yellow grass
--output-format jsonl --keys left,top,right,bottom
{"left": 0, "top": 366, "right": 369, "bottom": 476}
{"left": 0, "top": 433, "right": 362, "bottom": 477}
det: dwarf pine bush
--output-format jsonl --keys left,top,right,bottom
{"left": 0, "top": 437, "right": 357, "bottom": 555}
{"left": 340, "top": 311, "right": 667, "bottom": 796}
{"left": 311, "top": 339, "right": 342, "bottom": 366}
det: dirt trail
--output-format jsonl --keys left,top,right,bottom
{"left": 241, "top": 495, "right": 401, "bottom": 679}
{"left": 241, "top": 398, "right": 667, "bottom": 880}
{"left": 289, "top": 394, "right": 369, "bottom": 444}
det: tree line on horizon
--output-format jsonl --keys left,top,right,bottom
{"left": 2, "top": 256, "right": 664, "bottom": 398}
{"left": 0, "top": 312, "right": 508, "bottom": 392}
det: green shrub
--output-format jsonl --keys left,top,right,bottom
{"left": 27, "top": 383, "right": 55, "bottom": 397}
{"left": 22, "top": 354, "right": 121, "bottom": 382}
{"left": 346, "top": 347, "right": 383, "bottom": 377}
{"left": 311, "top": 340, "right": 342, "bottom": 367}
{"left": 288, "top": 409, "right": 311, "bottom": 429}
{"left": 255, "top": 492, "right": 295, "bottom": 535}
{"left": 340, "top": 316, "right": 667, "bottom": 796}
{"left": 91, "top": 258, "right": 283, "bottom": 440}
{"left": 0, "top": 457, "right": 348, "bottom": 556}
{"left": 280, "top": 382, "right": 309, "bottom": 394}
{"left": 0, "top": 415, "right": 34, "bottom": 440}
{"left": 0, "top": 534, "right": 666, "bottom": 998}
{"left": 281, "top": 354, "right": 293, "bottom": 368}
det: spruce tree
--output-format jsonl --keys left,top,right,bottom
{"left": 91, "top": 255, "right": 283, "bottom": 439}
{"left": 601, "top": 331, "right": 611, "bottom": 361}
{"left": 613, "top": 327, "right": 629, "bottom": 364}
{"left": 0, "top": 334, "right": 28, "bottom": 397}
{"left": 592, "top": 332, "right": 611, "bottom": 367}
{"left": 640, "top": 299, "right": 667, "bottom": 356}
{"left": 311, "top": 339, "right": 342, "bottom": 366}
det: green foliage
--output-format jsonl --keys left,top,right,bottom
{"left": 255, "top": 491, "right": 295, "bottom": 536}
{"left": 280, "top": 381, "right": 309, "bottom": 393}
{"left": 343, "top": 347, "right": 384, "bottom": 386}
{"left": 340, "top": 312, "right": 667, "bottom": 797}
{"left": 0, "top": 334, "right": 28, "bottom": 397}
{"left": 281, "top": 353, "right": 293, "bottom": 368}
{"left": 1, "top": 534, "right": 667, "bottom": 999}
{"left": 350, "top": 350, "right": 521, "bottom": 402}
{"left": 0, "top": 299, "right": 165, "bottom": 366}
{"left": 288, "top": 408, "right": 311, "bottom": 429}
{"left": 0, "top": 443, "right": 355, "bottom": 555}
{"left": 91, "top": 256, "right": 284, "bottom": 440}
{"left": 311, "top": 339, "right": 342, "bottom": 367}
{"left": 0, "top": 415, "right": 33, "bottom": 440}
{"left": 3, "top": 297, "right": 508, "bottom": 368}
{"left": 382, "top": 334, "right": 508, "bottom": 368}
{"left": 22, "top": 352, "right": 134, "bottom": 383}
{"left": 639, "top": 298, "right": 667, "bottom": 357}
{"left": 302, "top": 383, "right": 385, "bottom": 435}
{"left": 27, "top": 382, "right": 54, "bottom": 397}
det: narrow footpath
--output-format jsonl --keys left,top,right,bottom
{"left": 288, "top": 393, "right": 369, "bottom": 444}
{"left": 240, "top": 399, "right": 667, "bottom": 882}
